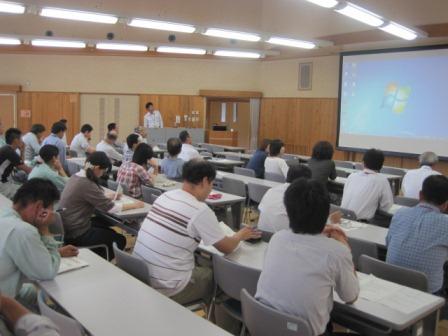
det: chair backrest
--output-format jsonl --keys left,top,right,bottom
{"left": 38, "top": 290, "right": 84, "bottom": 336}
{"left": 241, "top": 289, "right": 313, "bottom": 336}
{"left": 358, "top": 255, "right": 428, "bottom": 292}
{"left": 354, "top": 162, "right": 363, "bottom": 170}
{"left": 234, "top": 167, "right": 256, "bottom": 178}
{"left": 336, "top": 169, "right": 350, "bottom": 178}
{"left": 247, "top": 183, "right": 271, "bottom": 204}
{"left": 394, "top": 196, "right": 419, "bottom": 207}
{"left": 282, "top": 154, "right": 298, "bottom": 161}
{"left": 49, "top": 212, "right": 65, "bottom": 242}
{"left": 210, "top": 145, "right": 223, "bottom": 154}
{"left": 68, "top": 150, "right": 78, "bottom": 158}
{"left": 380, "top": 166, "right": 406, "bottom": 177}
{"left": 348, "top": 237, "right": 378, "bottom": 270}
{"left": 222, "top": 176, "right": 247, "bottom": 198}
{"left": 107, "top": 180, "right": 129, "bottom": 195}
{"left": 264, "top": 172, "right": 285, "bottom": 183}
{"left": 330, "top": 204, "right": 357, "bottom": 220}
{"left": 335, "top": 160, "right": 354, "bottom": 169}
{"left": 141, "top": 185, "right": 162, "bottom": 204}
{"left": 213, "top": 255, "right": 261, "bottom": 300}
{"left": 113, "top": 243, "right": 151, "bottom": 285}
{"left": 201, "top": 151, "right": 213, "bottom": 158}
{"left": 225, "top": 154, "right": 240, "bottom": 161}
{"left": 67, "top": 161, "right": 81, "bottom": 176}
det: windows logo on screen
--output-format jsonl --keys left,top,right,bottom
{"left": 382, "top": 83, "right": 411, "bottom": 114}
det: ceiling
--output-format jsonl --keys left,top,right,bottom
{"left": 1, "top": 0, "right": 448, "bottom": 59}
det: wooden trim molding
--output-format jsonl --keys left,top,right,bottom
{"left": 199, "top": 90, "right": 262, "bottom": 99}
{"left": 0, "top": 85, "right": 21, "bottom": 93}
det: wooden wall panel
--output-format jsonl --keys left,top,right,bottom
{"left": 139, "top": 94, "right": 205, "bottom": 129}
{"left": 259, "top": 98, "right": 448, "bottom": 175}
{"left": 17, "top": 92, "right": 80, "bottom": 143}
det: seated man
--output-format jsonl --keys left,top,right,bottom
{"left": 246, "top": 139, "right": 270, "bottom": 178}
{"left": 256, "top": 178, "right": 359, "bottom": 336}
{"left": 264, "top": 139, "right": 289, "bottom": 179}
{"left": 123, "top": 133, "right": 141, "bottom": 164}
{"left": 161, "top": 137, "right": 185, "bottom": 180}
{"left": 258, "top": 165, "right": 312, "bottom": 232}
{"left": 387, "top": 175, "right": 448, "bottom": 295}
{"left": 402, "top": 151, "right": 441, "bottom": 199}
{"left": 22, "top": 124, "right": 46, "bottom": 162}
{"left": 96, "top": 132, "right": 123, "bottom": 164}
{"left": 133, "top": 159, "right": 260, "bottom": 304}
{"left": 0, "top": 128, "right": 32, "bottom": 199}
{"left": 178, "top": 130, "right": 201, "bottom": 162}
{"left": 0, "top": 294, "right": 60, "bottom": 336}
{"left": 341, "top": 148, "right": 393, "bottom": 221}
{"left": 42, "top": 122, "right": 68, "bottom": 173}
{"left": 70, "top": 124, "right": 95, "bottom": 158}
{"left": 0, "top": 179, "right": 78, "bottom": 308}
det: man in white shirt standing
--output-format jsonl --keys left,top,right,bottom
{"left": 341, "top": 148, "right": 394, "bottom": 221}
{"left": 178, "top": 130, "right": 201, "bottom": 162}
{"left": 143, "top": 102, "right": 164, "bottom": 129}
{"left": 96, "top": 133, "right": 123, "bottom": 164}
{"left": 133, "top": 159, "right": 260, "bottom": 305}
{"left": 402, "top": 151, "right": 441, "bottom": 199}
{"left": 70, "top": 124, "right": 95, "bottom": 158}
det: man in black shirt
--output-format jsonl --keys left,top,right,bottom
{"left": 0, "top": 128, "right": 31, "bottom": 199}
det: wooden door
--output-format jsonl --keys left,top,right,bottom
{"left": 0, "top": 94, "right": 16, "bottom": 130}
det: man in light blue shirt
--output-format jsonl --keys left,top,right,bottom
{"left": 161, "top": 137, "right": 184, "bottom": 180}
{"left": 0, "top": 179, "right": 78, "bottom": 308}
{"left": 22, "top": 124, "right": 46, "bottom": 162}
{"left": 386, "top": 175, "right": 448, "bottom": 294}
{"left": 42, "top": 122, "right": 67, "bottom": 174}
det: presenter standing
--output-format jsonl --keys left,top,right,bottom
{"left": 143, "top": 102, "right": 164, "bottom": 128}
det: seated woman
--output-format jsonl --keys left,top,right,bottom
{"left": 246, "top": 139, "right": 270, "bottom": 178}
{"left": 161, "top": 137, "right": 185, "bottom": 180}
{"left": 59, "top": 151, "right": 144, "bottom": 260}
{"left": 264, "top": 139, "right": 289, "bottom": 179}
{"left": 308, "top": 141, "right": 337, "bottom": 186}
{"left": 117, "top": 143, "right": 156, "bottom": 199}
{"left": 28, "top": 145, "right": 68, "bottom": 192}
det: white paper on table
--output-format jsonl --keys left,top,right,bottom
{"left": 359, "top": 274, "right": 402, "bottom": 302}
{"left": 340, "top": 219, "right": 366, "bottom": 232}
{"left": 114, "top": 198, "right": 135, "bottom": 207}
{"left": 58, "top": 257, "right": 89, "bottom": 274}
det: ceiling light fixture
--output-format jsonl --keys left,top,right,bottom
{"left": 40, "top": 7, "right": 118, "bottom": 24}
{"left": 129, "top": 18, "right": 196, "bottom": 33}
{"left": 214, "top": 50, "right": 261, "bottom": 59}
{"left": 96, "top": 43, "right": 148, "bottom": 51}
{"left": 304, "top": 0, "right": 339, "bottom": 8}
{"left": 0, "top": 1, "right": 25, "bottom": 14}
{"left": 31, "top": 39, "right": 86, "bottom": 48}
{"left": 335, "top": 2, "right": 384, "bottom": 27}
{"left": 380, "top": 22, "right": 418, "bottom": 40}
{"left": 0, "top": 37, "right": 21, "bottom": 45}
{"left": 267, "top": 37, "right": 316, "bottom": 49}
{"left": 204, "top": 28, "right": 261, "bottom": 42}
{"left": 156, "top": 46, "right": 206, "bottom": 55}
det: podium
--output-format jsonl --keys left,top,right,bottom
{"left": 208, "top": 130, "right": 238, "bottom": 146}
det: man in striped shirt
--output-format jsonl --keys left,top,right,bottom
{"left": 133, "top": 159, "right": 260, "bottom": 304}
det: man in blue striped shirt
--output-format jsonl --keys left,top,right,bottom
{"left": 386, "top": 175, "right": 448, "bottom": 294}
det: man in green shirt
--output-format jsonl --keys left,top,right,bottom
{"left": 0, "top": 178, "right": 78, "bottom": 309}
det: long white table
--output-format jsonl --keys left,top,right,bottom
{"left": 216, "top": 171, "right": 281, "bottom": 189}
{"left": 341, "top": 219, "right": 388, "bottom": 248}
{"left": 67, "top": 157, "right": 119, "bottom": 172}
{"left": 198, "top": 143, "right": 246, "bottom": 153}
{"left": 39, "top": 249, "right": 231, "bottom": 336}
{"left": 200, "top": 239, "right": 444, "bottom": 335}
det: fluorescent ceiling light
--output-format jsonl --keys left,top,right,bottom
{"left": 0, "top": 1, "right": 25, "bottom": 14}
{"left": 0, "top": 37, "right": 21, "bottom": 45}
{"left": 305, "top": 0, "right": 339, "bottom": 8}
{"left": 267, "top": 37, "right": 316, "bottom": 49}
{"left": 129, "top": 18, "right": 196, "bottom": 33}
{"left": 96, "top": 43, "right": 148, "bottom": 51}
{"left": 380, "top": 22, "right": 418, "bottom": 40}
{"left": 204, "top": 28, "right": 261, "bottom": 42}
{"left": 156, "top": 46, "right": 206, "bottom": 55}
{"left": 214, "top": 50, "right": 261, "bottom": 59}
{"left": 31, "top": 39, "right": 86, "bottom": 48}
{"left": 40, "top": 7, "right": 118, "bottom": 24}
{"left": 336, "top": 2, "right": 384, "bottom": 27}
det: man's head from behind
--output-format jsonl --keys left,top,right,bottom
{"left": 419, "top": 151, "right": 438, "bottom": 167}
{"left": 167, "top": 137, "right": 182, "bottom": 158}
{"left": 286, "top": 164, "right": 312, "bottom": 183}
{"left": 105, "top": 132, "right": 118, "bottom": 144}
{"left": 363, "top": 148, "right": 384, "bottom": 172}
{"left": 420, "top": 175, "right": 448, "bottom": 212}
{"left": 179, "top": 130, "right": 191, "bottom": 145}
{"left": 284, "top": 178, "right": 330, "bottom": 235}
{"left": 5, "top": 128, "right": 22, "bottom": 148}
{"left": 13, "top": 178, "right": 60, "bottom": 227}
{"left": 182, "top": 159, "right": 216, "bottom": 201}
{"left": 51, "top": 122, "right": 67, "bottom": 138}
{"left": 126, "top": 133, "right": 140, "bottom": 151}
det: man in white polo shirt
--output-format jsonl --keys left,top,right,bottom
{"left": 341, "top": 148, "right": 393, "bottom": 221}
{"left": 178, "top": 130, "right": 201, "bottom": 162}
{"left": 402, "top": 151, "right": 441, "bottom": 199}
{"left": 133, "top": 159, "right": 260, "bottom": 304}
{"left": 70, "top": 124, "right": 95, "bottom": 158}
{"left": 143, "top": 102, "right": 164, "bottom": 129}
